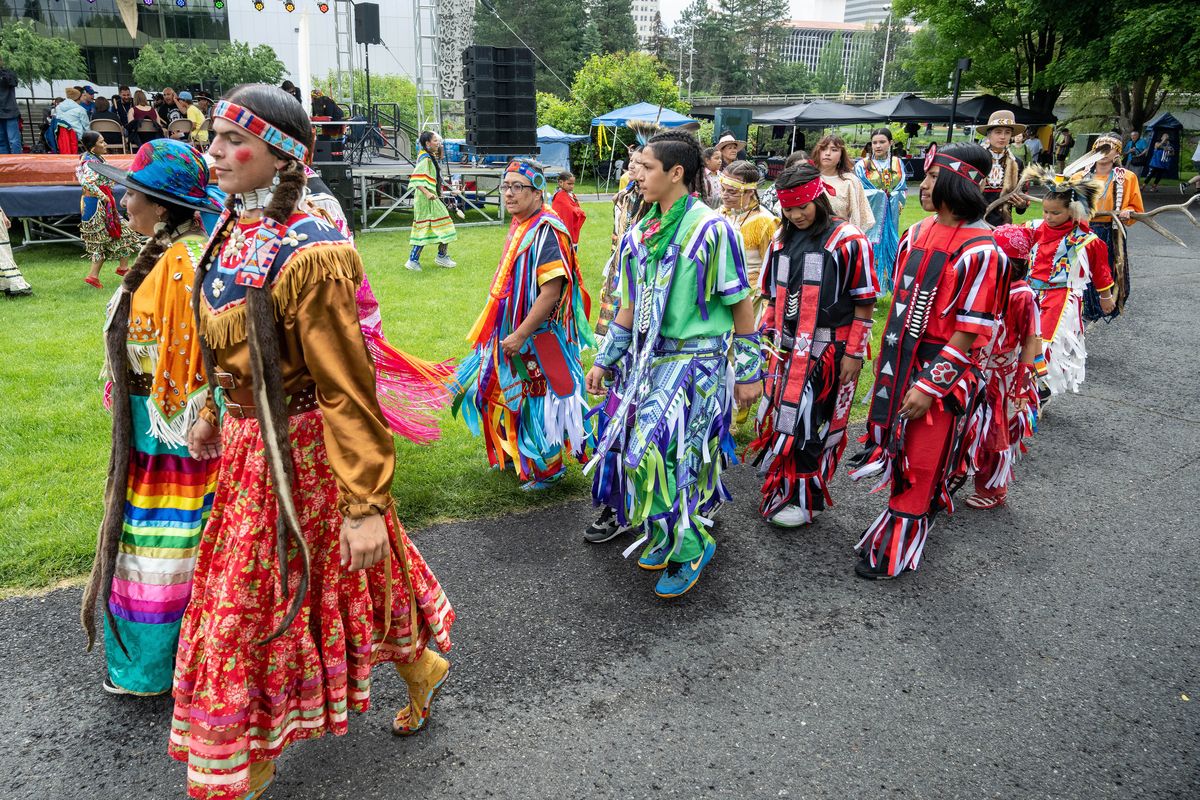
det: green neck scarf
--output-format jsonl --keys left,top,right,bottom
{"left": 642, "top": 193, "right": 691, "bottom": 266}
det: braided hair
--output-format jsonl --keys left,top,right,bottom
{"left": 81, "top": 199, "right": 200, "bottom": 653}
{"left": 191, "top": 83, "right": 315, "bottom": 644}
{"left": 645, "top": 129, "right": 704, "bottom": 196}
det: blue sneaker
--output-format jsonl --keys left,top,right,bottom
{"left": 637, "top": 541, "right": 670, "bottom": 571}
{"left": 654, "top": 540, "right": 716, "bottom": 599}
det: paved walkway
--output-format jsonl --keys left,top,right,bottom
{"left": 2, "top": 206, "right": 1197, "bottom": 799}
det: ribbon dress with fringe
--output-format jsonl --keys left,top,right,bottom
{"left": 1026, "top": 218, "right": 1111, "bottom": 396}
{"left": 850, "top": 218, "right": 1005, "bottom": 577}
{"left": 173, "top": 210, "right": 454, "bottom": 800}
{"left": 587, "top": 196, "right": 751, "bottom": 566}
{"left": 451, "top": 206, "right": 594, "bottom": 483}
{"left": 968, "top": 279, "right": 1041, "bottom": 499}
{"left": 748, "top": 220, "right": 878, "bottom": 524}
{"left": 104, "top": 235, "right": 219, "bottom": 695}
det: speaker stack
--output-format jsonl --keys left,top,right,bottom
{"left": 463, "top": 46, "right": 537, "bottom": 154}
{"left": 354, "top": 3, "right": 382, "bottom": 45}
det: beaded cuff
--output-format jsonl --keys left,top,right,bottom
{"left": 912, "top": 343, "right": 971, "bottom": 399}
{"left": 733, "top": 332, "right": 765, "bottom": 384}
{"left": 594, "top": 322, "right": 632, "bottom": 370}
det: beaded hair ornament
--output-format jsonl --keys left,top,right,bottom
{"left": 213, "top": 100, "right": 310, "bottom": 162}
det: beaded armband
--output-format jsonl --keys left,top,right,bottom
{"left": 912, "top": 343, "right": 971, "bottom": 399}
{"left": 846, "top": 317, "right": 873, "bottom": 360}
{"left": 594, "top": 322, "right": 632, "bottom": 370}
{"left": 733, "top": 332, "right": 765, "bottom": 384}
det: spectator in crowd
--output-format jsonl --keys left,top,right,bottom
{"left": 0, "top": 57, "right": 20, "bottom": 155}
{"left": 701, "top": 146, "right": 721, "bottom": 208}
{"left": 176, "top": 91, "right": 207, "bottom": 145}
{"left": 54, "top": 87, "right": 91, "bottom": 154}
{"left": 1123, "top": 130, "right": 1149, "bottom": 168}
{"left": 40, "top": 98, "right": 62, "bottom": 152}
{"left": 91, "top": 96, "right": 125, "bottom": 147}
{"left": 156, "top": 87, "right": 182, "bottom": 128}
{"left": 1181, "top": 138, "right": 1200, "bottom": 194}
{"left": 1143, "top": 132, "right": 1174, "bottom": 192}
{"left": 1012, "top": 131, "right": 1032, "bottom": 166}
{"left": 193, "top": 92, "right": 213, "bottom": 118}
{"left": 113, "top": 85, "right": 134, "bottom": 124}
{"left": 715, "top": 131, "right": 745, "bottom": 166}
{"left": 1025, "top": 128, "right": 1043, "bottom": 165}
{"left": 128, "top": 89, "right": 162, "bottom": 147}
{"left": 1053, "top": 127, "right": 1074, "bottom": 172}
{"left": 311, "top": 88, "right": 344, "bottom": 140}
{"left": 79, "top": 85, "right": 97, "bottom": 118}
{"left": 281, "top": 79, "right": 303, "bottom": 104}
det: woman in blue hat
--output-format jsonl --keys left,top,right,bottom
{"left": 80, "top": 138, "right": 228, "bottom": 697}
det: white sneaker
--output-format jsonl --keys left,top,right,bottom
{"left": 434, "top": 253, "right": 457, "bottom": 269}
{"left": 405, "top": 259, "right": 422, "bottom": 271}
{"left": 768, "top": 505, "right": 811, "bottom": 528}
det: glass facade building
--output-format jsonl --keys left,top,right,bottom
{"left": 0, "top": 0, "right": 230, "bottom": 86}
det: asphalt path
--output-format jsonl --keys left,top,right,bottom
{"left": 3, "top": 199, "right": 1198, "bottom": 799}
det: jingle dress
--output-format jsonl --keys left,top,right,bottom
{"left": 1026, "top": 218, "right": 1111, "bottom": 395}
{"left": 77, "top": 151, "right": 142, "bottom": 264}
{"left": 451, "top": 205, "right": 594, "bottom": 483}
{"left": 104, "top": 233, "right": 219, "bottom": 695}
{"left": 172, "top": 208, "right": 455, "bottom": 799}
{"left": 854, "top": 155, "right": 908, "bottom": 293}
{"left": 749, "top": 219, "right": 877, "bottom": 524}
{"left": 851, "top": 218, "right": 1005, "bottom": 577}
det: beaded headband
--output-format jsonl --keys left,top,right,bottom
{"left": 777, "top": 176, "right": 833, "bottom": 209}
{"left": 506, "top": 160, "right": 545, "bottom": 191}
{"left": 213, "top": 100, "right": 310, "bottom": 162}
{"left": 719, "top": 173, "right": 760, "bottom": 192}
{"left": 924, "top": 144, "right": 983, "bottom": 184}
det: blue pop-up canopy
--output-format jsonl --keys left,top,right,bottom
{"left": 591, "top": 102, "right": 697, "bottom": 129}
{"left": 537, "top": 125, "right": 589, "bottom": 171}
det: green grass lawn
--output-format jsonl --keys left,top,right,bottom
{"left": 0, "top": 199, "right": 932, "bottom": 591}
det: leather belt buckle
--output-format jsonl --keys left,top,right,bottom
{"left": 224, "top": 401, "right": 250, "bottom": 419}
{"left": 214, "top": 371, "right": 237, "bottom": 389}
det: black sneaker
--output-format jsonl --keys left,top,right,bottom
{"left": 854, "top": 553, "right": 897, "bottom": 581}
{"left": 584, "top": 507, "right": 622, "bottom": 543}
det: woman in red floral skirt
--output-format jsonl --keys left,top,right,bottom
{"left": 173, "top": 84, "right": 454, "bottom": 800}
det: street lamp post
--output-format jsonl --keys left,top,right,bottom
{"left": 878, "top": 5, "right": 892, "bottom": 94}
{"left": 946, "top": 57, "right": 972, "bottom": 143}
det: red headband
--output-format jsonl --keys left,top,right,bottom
{"left": 924, "top": 143, "right": 983, "bottom": 184}
{"left": 777, "top": 176, "right": 835, "bottom": 209}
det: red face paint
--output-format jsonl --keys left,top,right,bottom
{"left": 234, "top": 147, "right": 253, "bottom": 164}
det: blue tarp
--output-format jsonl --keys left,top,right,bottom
{"left": 590, "top": 102, "right": 697, "bottom": 129}
{"left": 537, "top": 125, "right": 588, "bottom": 171}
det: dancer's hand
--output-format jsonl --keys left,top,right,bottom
{"left": 735, "top": 380, "right": 763, "bottom": 410}
{"left": 500, "top": 332, "right": 527, "bottom": 358}
{"left": 341, "top": 514, "right": 389, "bottom": 571}
{"left": 839, "top": 356, "right": 863, "bottom": 386}
{"left": 186, "top": 418, "right": 222, "bottom": 461}
{"left": 585, "top": 365, "right": 609, "bottom": 396}
{"left": 898, "top": 386, "right": 935, "bottom": 421}
{"left": 1099, "top": 294, "right": 1116, "bottom": 314}
{"left": 1117, "top": 209, "right": 1132, "bottom": 221}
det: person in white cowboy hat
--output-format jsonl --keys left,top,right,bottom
{"left": 715, "top": 130, "right": 746, "bottom": 166}
{"left": 978, "top": 109, "right": 1029, "bottom": 226}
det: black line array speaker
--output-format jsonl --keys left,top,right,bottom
{"left": 311, "top": 163, "right": 356, "bottom": 228}
{"left": 463, "top": 46, "right": 537, "bottom": 153}
{"left": 354, "top": 3, "right": 381, "bottom": 46}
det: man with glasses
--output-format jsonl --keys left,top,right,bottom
{"left": 450, "top": 159, "right": 595, "bottom": 490}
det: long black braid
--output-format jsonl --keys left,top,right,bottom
{"left": 82, "top": 203, "right": 198, "bottom": 652}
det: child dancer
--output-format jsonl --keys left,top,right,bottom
{"left": 964, "top": 224, "right": 1042, "bottom": 510}
{"left": 749, "top": 162, "right": 878, "bottom": 527}
{"left": 406, "top": 130, "right": 458, "bottom": 270}
{"left": 850, "top": 143, "right": 1006, "bottom": 580}
{"left": 585, "top": 130, "right": 763, "bottom": 599}
{"left": 1022, "top": 167, "right": 1112, "bottom": 396}
{"left": 551, "top": 170, "right": 587, "bottom": 248}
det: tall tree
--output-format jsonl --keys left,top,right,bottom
{"left": 760, "top": 62, "right": 814, "bottom": 95}
{"left": 588, "top": 0, "right": 638, "bottom": 54}
{"left": 646, "top": 12, "right": 676, "bottom": 66}
{"left": 847, "top": 30, "right": 878, "bottom": 94}
{"left": 474, "top": 0, "right": 591, "bottom": 96}
{"left": 0, "top": 19, "right": 85, "bottom": 92}
{"left": 717, "top": 0, "right": 790, "bottom": 93}
{"left": 814, "top": 32, "right": 845, "bottom": 94}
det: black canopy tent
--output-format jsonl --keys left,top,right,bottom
{"left": 859, "top": 92, "right": 955, "bottom": 123}
{"left": 954, "top": 94, "right": 1057, "bottom": 126}
{"left": 754, "top": 99, "right": 886, "bottom": 126}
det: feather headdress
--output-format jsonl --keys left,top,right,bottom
{"left": 1020, "top": 163, "right": 1104, "bottom": 222}
{"left": 627, "top": 119, "right": 665, "bottom": 147}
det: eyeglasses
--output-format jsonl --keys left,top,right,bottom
{"left": 499, "top": 183, "right": 535, "bottom": 194}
